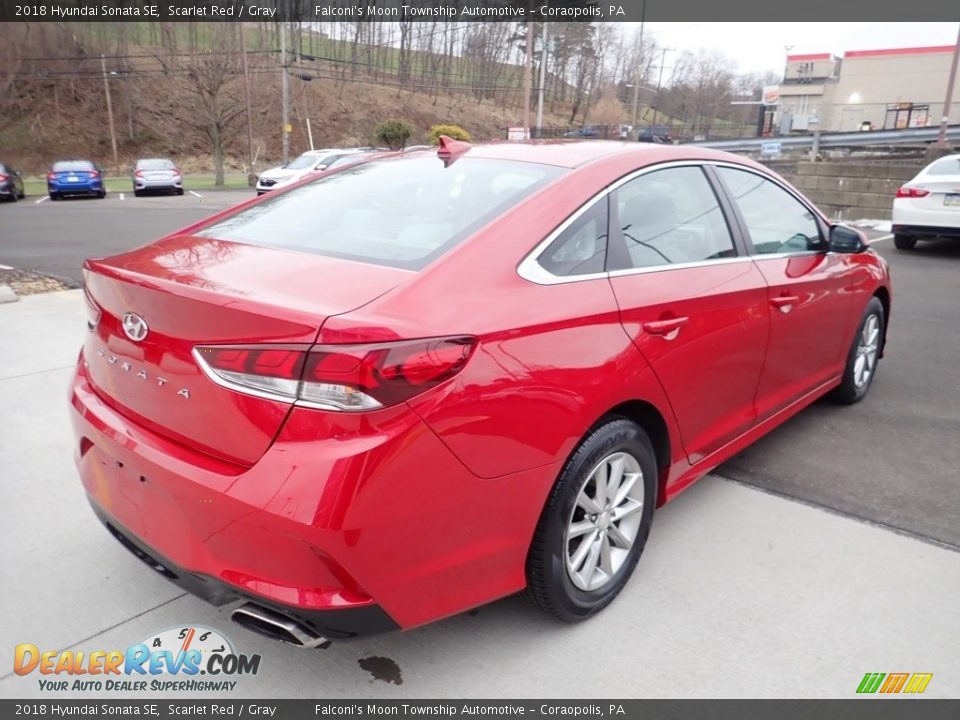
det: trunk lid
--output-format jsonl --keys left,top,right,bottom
{"left": 82, "top": 234, "right": 411, "bottom": 466}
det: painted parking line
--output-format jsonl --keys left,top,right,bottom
{"left": 34, "top": 196, "right": 48, "bottom": 205}
{"left": 0, "top": 263, "right": 13, "bottom": 270}
{"left": 119, "top": 193, "right": 125, "bottom": 201}
{"left": 188, "top": 190, "right": 203, "bottom": 198}
{"left": 870, "top": 234, "right": 894, "bottom": 243}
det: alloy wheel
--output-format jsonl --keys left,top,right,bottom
{"left": 853, "top": 313, "right": 880, "bottom": 389}
{"left": 565, "top": 451, "right": 645, "bottom": 592}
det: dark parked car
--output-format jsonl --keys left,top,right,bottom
{"left": 0, "top": 161, "right": 25, "bottom": 202}
{"left": 132, "top": 158, "right": 183, "bottom": 196}
{"left": 47, "top": 160, "right": 105, "bottom": 200}
{"left": 564, "top": 125, "right": 600, "bottom": 139}
{"left": 638, "top": 126, "right": 673, "bottom": 144}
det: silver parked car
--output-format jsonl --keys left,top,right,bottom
{"left": 132, "top": 158, "right": 183, "bottom": 196}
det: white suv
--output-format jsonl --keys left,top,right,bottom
{"left": 256, "top": 149, "right": 367, "bottom": 195}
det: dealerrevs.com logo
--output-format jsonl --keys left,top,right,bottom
{"left": 13, "top": 626, "right": 261, "bottom": 693}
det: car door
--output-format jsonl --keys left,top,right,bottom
{"left": 713, "top": 165, "right": 859, "bottom": 420}
{"left": 607, "top": 164, "right": 771, "bottom": 464}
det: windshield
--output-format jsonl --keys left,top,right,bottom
{"left": 198, "top": 157, "right": 564, "bottom": 271}
{"left": 53, "top": 161, "right": 95, "bottom": 172}
{"left": 286, "top": 154, "right": 323, "bottom": 170}
{"left": 136, "top": 159, "right": 175, "bottom": 170}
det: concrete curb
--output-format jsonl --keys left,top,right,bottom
{"left": 0, "top": 284, "right": 19, "bottom": 304}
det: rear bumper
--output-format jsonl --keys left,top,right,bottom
{"left": 892, "top": 223, "right": 960, "bottom": 239}
{"left": 49, "top": 182, "right": 102, "bottom": 195}
{"left": 134, "top": 178, "right": 182, "bottom": 190}
{"left": 88, "top": 502, "right": 398, "bottom": 639}
{"left": 70, "top": 359, "right": 553, "bottom": 633}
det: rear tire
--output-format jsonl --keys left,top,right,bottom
{"left": 176, "top": 188, "right": 184, "bottom": 196}
{"left": 830, "top": 296, "right": 884, "bottom": 405}
{"left": 97, "top": 191, "right": 106, "bottom": 199}
{"left": 49, "top": 192, "right": 59, "bottom": 201}
{"left": 893, "top": 234, "right": 916, "bottom": 250}
{"left": 525, "top": 417, "right": 657, "bottom": 622}
{"left": 133, "top": 189, "right": 142, "bottom": 197}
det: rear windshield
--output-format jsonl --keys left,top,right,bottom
{"left": 53, "top": 161, "right": 95, "bottom": 172}
{"left": 136, "top": 159, "right": 175, "bottom": 170}
{"left": 927, "top": 156, "right": 960, "bottom": 176}
{"left": 197, "top": 157, "right": 564, "bottom": 270}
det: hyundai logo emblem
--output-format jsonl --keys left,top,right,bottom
{"left": 122, "top": 312, "right": 149, "bottom": 342}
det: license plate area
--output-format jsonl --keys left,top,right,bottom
{"left": 68, "top": 175, "right": 79, "bottom": 182}
{"left": 944, "top": 194, "right": 960, "bottom": 206}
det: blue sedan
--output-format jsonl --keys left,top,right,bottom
{"left": 48, "top": 160, "right": 106, "bottom": 200}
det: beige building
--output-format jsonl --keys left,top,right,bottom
{"left": 777, "top": 45, "right": 959, "bottom": 133}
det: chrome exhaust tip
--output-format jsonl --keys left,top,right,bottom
{"left": 230, "top": 603, "right": 331, "bottom": 649}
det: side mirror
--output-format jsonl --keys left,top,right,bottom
{"left": 829, "top": 224, "right": 868, "bottom": 254}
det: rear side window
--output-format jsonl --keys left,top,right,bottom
{"left": 615, "top": 166, "right": 737, "bottom": 269}
{"left": 198, "top": 157, "right": 563, "bottom": 270}
{"left": 537, "top": 196, "right": 608, "bottom": 277}
{"left": 53, "top": 161, "right": 95, "bottom": 172}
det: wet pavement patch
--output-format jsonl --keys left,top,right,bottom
{"left": 358, "top": 655, "right": 403, "bottom": 685}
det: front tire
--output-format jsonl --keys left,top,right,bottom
{"left": 525, "top": 417, "right": 657, "bottom": 622}
{"left": 893, "top": 233, "right": 916, "bottom": 250}
{"left": 831, "top": 296, "right": 884, "bottom": 405}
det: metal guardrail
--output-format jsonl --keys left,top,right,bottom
{"left": 686, "top": 125, "right": 960, "bottom": 151}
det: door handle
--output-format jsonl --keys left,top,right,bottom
{"left": 643, "top": 317, "right": 689, "bottom": 340}
{"left": 770, "top": 295, "right": 800, "bottom": 314}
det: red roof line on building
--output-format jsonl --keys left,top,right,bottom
{"left": 786, "top": 53, "right": 832, "bottom": 62}
{"left": 844, "top": 45, "right": 957, "bottom": 58}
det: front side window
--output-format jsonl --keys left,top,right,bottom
{"left": 615, "top": 166, "right": 737, "bottom": 269}
{"left": 717, "top": 167, "right": 824, "bottom": 254}
{"left": 198, "top": 157, "right": 563, "bottom": 271}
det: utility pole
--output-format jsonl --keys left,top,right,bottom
{"left": 536, "top": 23, "right": 548, "bottom": 135}
{"left": 239, "top": 25, "right": 256, "bottom": 186}
{"left": 630, "top": 1, "right": 646, "bottom": 131}
{"left": 280, "top": 22, "right": 290, "bottom": 165}
{"left": 100, "top": 55, "right": 119, "bottom": 176}
{"left": 523, "top": 23, "right": 533, "bottom": 138}
{"left": 931, "top": 23, "right": 960, "bottom": 157}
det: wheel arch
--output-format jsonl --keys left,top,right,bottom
{"left": 873, "top": 285, "right": 891, "bottom": 357}
{"left": 596, "top": 399, "right": 672, "bottom": 507}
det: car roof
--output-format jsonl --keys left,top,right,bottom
{"left": 136, "top": 157, "right": 174, "bottom": 162}
{"left": 402, "top": 141, "right": 762, "bottom": 171}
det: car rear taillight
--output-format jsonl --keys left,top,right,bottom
{"left": 0, "top": 174, "right": 7, "bottom": 182}
{"left": 896, "top": 186, "right": 930, "bottom": 198}
{"left": 47, "top": 172, "right": 56, "bottom": 181}
{"left": 134, "top": 170, "right": 144, "bottom": 177}
{"left": 194, "top": 337, "right": 476, "bottom": 411}
{"left": 89, "top": 170, "right": 100, "bottom": 179}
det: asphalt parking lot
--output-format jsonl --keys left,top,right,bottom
{"left": 1, "top": 191, "right": 958, "bottom": 698}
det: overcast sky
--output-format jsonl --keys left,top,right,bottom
{"left": 638, "top": 22, "right": 960, "bottom": 77}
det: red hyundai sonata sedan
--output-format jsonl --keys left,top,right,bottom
{"left": 71, "top": 140, "right": 891, "bottom": 647}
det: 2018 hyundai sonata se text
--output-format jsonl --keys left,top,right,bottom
{"left": 70, "top": 140, "right": 891, "bottom": 647}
